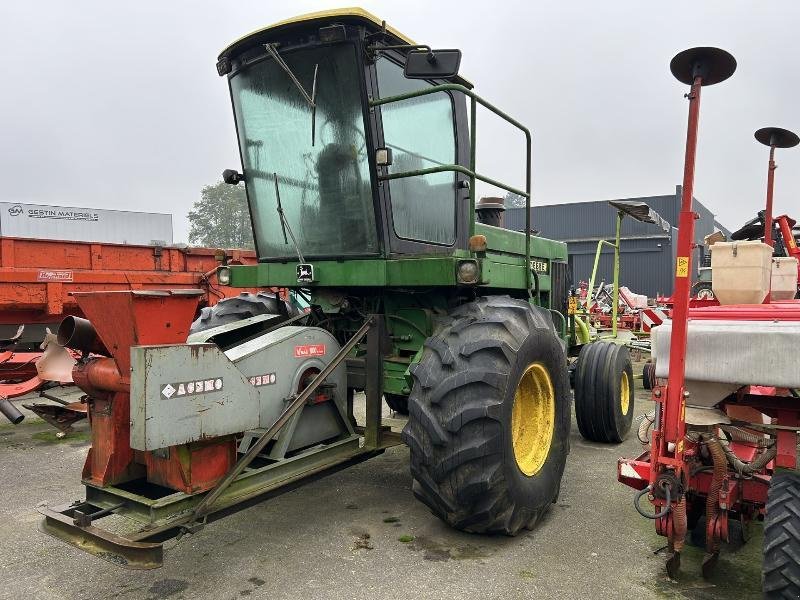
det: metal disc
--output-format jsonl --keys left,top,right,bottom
{"left": 754, "top": 127, "right": 800, "bottom": 148}
{"left": 670, "top": 47, "right": 736, "bottom": 86}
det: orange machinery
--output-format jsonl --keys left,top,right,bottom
{"left": 0, "top": 236, "right": 257, "bottom": 425}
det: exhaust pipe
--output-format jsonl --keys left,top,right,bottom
{"left": 0, "top": 398, "right": 24, "bottom": 424}
{"left": 57, "top": 316, "right": 109, "bottom": 356}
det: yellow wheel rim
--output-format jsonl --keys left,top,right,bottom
{"left": 511, "top": 362, "right": 555, "bottom": 477}
{"left": 620, "top": 371, "right": 630, "bottom": 416}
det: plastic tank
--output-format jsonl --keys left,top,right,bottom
{"left": 710, "top": 241, "right": 772, "bottom": 305}
{"left": 771, "top": 257, "right": 799, "bottom": 301}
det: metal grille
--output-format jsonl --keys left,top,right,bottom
{"left": 549, "top": 260, "right": 571, "bottom": 315}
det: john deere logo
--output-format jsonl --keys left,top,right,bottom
{"left": 296, "top": 263, "right": 314, "bottom": 283}
{"left": 8, "top": 205, "right": 23, "bottom": 216}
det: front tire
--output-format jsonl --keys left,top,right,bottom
{"left": 763, "top": 470, "right": 800, "bottom": 599}
{"left": 574, "top": 342, "right": 634, "bottom": 443}
{"left": 385, "top": 394, "right": 409, "bottom": 415}
{"left": 402, "top": 296, "right": 570, "bottom": 535}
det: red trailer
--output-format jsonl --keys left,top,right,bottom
{"left": 0, "top": 236, "right": 258, "bottom": 424}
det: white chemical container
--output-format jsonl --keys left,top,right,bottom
{"left": 710, "top": 241, "right": 772, "bottom": 305}
{"left": 771, "top": 257, "right": 799, "bottom": 301}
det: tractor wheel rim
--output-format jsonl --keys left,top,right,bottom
{"left": 620, "top": 370, "right": 630, "bottom": 415}
{"left": 511, "top": 362, "right": 555, "bottom": 477}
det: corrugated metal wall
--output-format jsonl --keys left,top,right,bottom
{"left": 503, "top": 186, "right": 727, "bottom": 297}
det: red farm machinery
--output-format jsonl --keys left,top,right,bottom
{"left": 0, "top": 236, "right": 262, "bottom": 428}
{"left": 618, "top": 47, "right": 800, "bottom": 597}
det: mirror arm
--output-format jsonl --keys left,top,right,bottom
{"left": 366, "top": 43, "right": 434, "bottom": 61}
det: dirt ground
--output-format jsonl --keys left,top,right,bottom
{"left": 0, "top": 370, "right": 763, "bottom": 600}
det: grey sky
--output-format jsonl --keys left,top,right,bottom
{"left": 1, "top": 1, "right": 798, "bottom": 243}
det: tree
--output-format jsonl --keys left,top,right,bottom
{"left": 503, "top": 191, "right": 527, "bottom": 208}
{"left": 188, "top": 181, "right": 255, "bottom": 249}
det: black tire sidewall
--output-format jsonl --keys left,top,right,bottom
{"left": 608, "top": 346, "right": 634, "bottom": 436}
{"left": 500, "top": 324, "right": 570, "bottom": 512}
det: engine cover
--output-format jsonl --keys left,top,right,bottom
{"left": 130, "top": 326, "right": 348, "bottom": 451}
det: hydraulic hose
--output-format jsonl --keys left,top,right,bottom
{"left": 719, "top": 437, "right": 777, "bottom": 474}
{"left": 637, "top": 409, "right": 656, "bottom": 449}
{"left": 720, "top": 425, "right": 774, "bottom": 448}
{"left": 634, "top": 483, "right": 671, "bottom": 519}
{"left": 704, "top": 435, "right": 728, "bottom": 555}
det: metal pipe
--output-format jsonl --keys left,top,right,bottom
{"left": 57, "top": 316, "right": 109, "bottom": 356}
{"left": 72, "top": 358, "right": 128, "bottom": 395}
{"left": 470, "top": 96, "right": 477, "bottom": 240}
{"left": 612, "top": 211, "right": 623, "bottom": 338}
{"left": 664, "top": 75, "right": 703, "bottom": 444}
{"left": 192, "top": 316, "right": 374, "bottom": 520}
{"left": 0, "top": 398, "right": 24, "bottom": 424}
{"left": 764, "top": 145, "right": 776, "bottom": 247}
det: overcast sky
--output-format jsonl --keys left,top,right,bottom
{"left": 2, "top": 1, "right": 798, "bottom": 243}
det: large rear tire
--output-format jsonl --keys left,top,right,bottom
{"left": 574, "top": 341, "right": 634, "bottom": 443}
{"left": 763, "top": 470, "right": 800, "bottom": 599}
{"left": 402, "top": 296, "right": 570, "bottom": 535}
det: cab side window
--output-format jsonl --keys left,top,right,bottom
{"left": 376, "top": 58, "right": 457, "bottom": 245}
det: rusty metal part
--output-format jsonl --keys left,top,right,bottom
{"left": 665, "top": 549, "right": 681, "bottom": 580}
{"left": 72, "top": 358, "right": 128, "bottom": 395}
{"left": 39, "top": 503, "right": 163, "bottom": 570}
{"left": 57, "top": 316, "right": 109, "bottom": 356}
{"left": 672, "top": 497, "right": 687, "bottom": 553}
{"left": 23, "top": 401, "right": 87, "bottom": 433}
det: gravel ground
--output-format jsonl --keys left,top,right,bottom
{"left": 0, "top": 372, "right": 762, "bottom": 600}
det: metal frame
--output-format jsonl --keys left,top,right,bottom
{"left": 370, "top": 83, "right": 534, "bottom": 292}
{"left": 39, "top": 313, "right": 402, "bottom": 569}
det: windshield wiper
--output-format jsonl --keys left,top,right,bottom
{"left": 264, "top": 44, "right": 318, "bottom": 146}
{"left": 273, "top": 173, "right": 305, "bottom": 264}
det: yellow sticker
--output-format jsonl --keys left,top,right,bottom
{"left": 568, "top": 296, "right": 578, "bottom": 315}
{"left": 677, "top": 439, "right": 684, "bottom": 454}
{"left": 676, "top": 256, "right": 689, "bottom": 277}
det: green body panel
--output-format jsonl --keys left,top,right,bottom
{"left": 228, "top": 226, "right": 567, "bottom": 291}
{"left": 226, "top": 222, "right": 571, "bottom": 397}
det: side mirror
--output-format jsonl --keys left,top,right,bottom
{"left": 222, "top": 169, "right": 243, "bottom": 185}
{"left": 404, "top": 49, "right": 462, "bottom": 80}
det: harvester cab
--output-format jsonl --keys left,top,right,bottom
{"left": 38, "top": 8, "right": 634, "bottom": 569}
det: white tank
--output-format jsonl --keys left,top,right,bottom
{"left": 710, "top": 241, "right": 772, "bottom": 305}
{"left": 771, "top": 257, "right": 799, "bottom": 301}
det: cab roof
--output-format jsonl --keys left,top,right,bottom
{"left": 219, "top": 7, "right": 472, "bottom": 88}
{"left": 219, "top": 7, "right": 416, "bottom": 58}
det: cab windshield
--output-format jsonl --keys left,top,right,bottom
{"left": 230, "top": 43, "right": 378, "bottom": 259}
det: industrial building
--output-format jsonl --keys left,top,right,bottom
{"left": 0, "top": 202, "right": 173, "bottom": 245}
{"left": 503, "top": 185, "right": 730, "bottom": 297}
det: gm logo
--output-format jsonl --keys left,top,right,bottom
{"left": 8, "top": 205, "right": 23, "bottom": 217}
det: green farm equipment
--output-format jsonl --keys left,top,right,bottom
{"left": 38, "top": 8, "right": 633, "bottom": 568}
